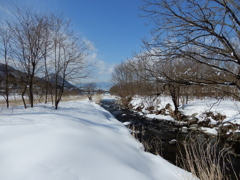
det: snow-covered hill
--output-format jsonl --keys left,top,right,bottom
{"left": 0, "top": 97, "right": 197, "bottom": 180}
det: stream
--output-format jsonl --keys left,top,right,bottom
{"left": 101, "top": 98, "right": 240, "bottom": 180}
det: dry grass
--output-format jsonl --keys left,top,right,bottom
{"left": 142, "top": 137, "right": 163, "bottom": 156}
{"left": 61, "top": 94, "right": 103, "bottom": 104}
{"left": 177, "top": 135, "right": 238, "bottom": 180}
{"left": 0, "top": 94, "right": 103, "bottom": 108}
{"left": 0, "top": 99, "right": 24, "bottom": 107}
{"left": 61, "top": 95, "right": 87, "bottom": 102}
{"left": 92, "top": 94, "right": 103, "bottom": 104}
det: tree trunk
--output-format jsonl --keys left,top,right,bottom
{"left": 45, "top": 88, "right": 48, "bottom": 104}
{"left": 51, "top": 88, "right": 54, "bottom": 105}
{"left": 29, "top": 82, "right": 34, "bottom": 108}
{"left": 5, "top": 64, "right": 9, "bottom": 108}
{"left": 55, "top": 87, "right": 64, "bottom": 109}
{"left": 29, "top": 68, "right": 36, "bottom": 108}
{"left": 22, "top": 85, "right": 27, "bottom": 109}
{"left": 168, "top": 84, "right": 179, "bottom": 117}
{"left": 55, "top": 99, "right": 60, "bottom": 109}
{"left": 6, "top": 94, "right": 9, "bottom": 108}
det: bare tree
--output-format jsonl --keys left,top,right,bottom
{"left": 130, "top": 53, "right": 183, "bottom": 115}
{"left": 141, "top": 0, "right": 240, "bottom": 96}
{"left": 41, "top": 15, "right": 52, "bottom": 104}
{"left": 8, "top": 7, "right": 48, "bottom": 108}
{"left": 84, "top": 83, "right": 96, "bottom": 100}
{"left": 0, "top": 25, "right": 12, "bottom": 108}
{"left": 50, "top": 16, "right": 91, "bottom": 109}
{"left": 1, "top": 6, "right": 92, "bottom": 109}
{"left": 110, "top": 0, "right": 240, "bottom": 118}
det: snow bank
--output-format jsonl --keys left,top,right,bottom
{"left": 0, "top": 100, "right": 196, "bottom": 180}
{"left": 130, "top": 95, "right": 240, "bottom": 125}
{"left": 181, "top": 98, "right": 240, "bottom": 124}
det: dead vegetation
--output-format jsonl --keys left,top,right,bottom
{"left": 177, "top": 135, "right": 238, "bottom": 180}
{"left": 0, "top": 93, "right": 103, "bottom": 108}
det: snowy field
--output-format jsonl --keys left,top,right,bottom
{"left": 0, "top": 97, "right": 197, "bottom": 180}
{"left": 129, "top": 95, "right": 240, "bottom": 135}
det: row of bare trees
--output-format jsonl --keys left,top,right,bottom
{"left": 0, "top": 7, "right": 91, "bottom": 109}
{"left": 110, "top": 0, "right": 240, "bottom": 117}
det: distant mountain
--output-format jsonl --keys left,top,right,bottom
{"left": 0, "top": 63, "right": 26, "bottom": 79}
{"left": 0, "top": 63, "right": 112, "bottom": 91}
{"left": 0, "top": 63, "right": 16, "bottom": 73}
{"left": 77, "top": 82, "right": 112, "bottom": 91}
{"left": 47, "top": 74, "right": 76, "bottom": 89}
{"left": 0, "top": 63, "right": 75, "bottom": 90}
{"left": 95, "top": 82, "right": 112, "bottom": 91}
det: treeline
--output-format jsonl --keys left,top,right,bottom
{"left": 110, "top": 0, "right": 240, "bottom": 117}
{"left": 0, "top": 6, "right": 92, "bottom": 109}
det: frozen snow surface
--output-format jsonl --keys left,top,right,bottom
{"left": 0, "top": 99, "right": 197, "bottom": 180}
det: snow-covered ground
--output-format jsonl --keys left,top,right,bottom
{"left": 129, "top": 95, "right": 240, "bottom": 135}
{"left": 0, "top": 94, "right": 23, "bottom": 101}
{"left": 0, "top": 97, "right": 197, "bottom": 180}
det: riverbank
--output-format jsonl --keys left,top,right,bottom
{"left": 100, "top": 95, "right": 240, "bottom": 179}
{"left": 126, "top": 95, "right": 240, "bottom": 139}
{"left": 0, "top": 99, "right": 197, "bottom": 180}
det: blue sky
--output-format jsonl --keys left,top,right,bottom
{"left": 0, "top": 0, "right": 150, "bottom": 83}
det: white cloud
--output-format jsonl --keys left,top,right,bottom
{"left": 82, "top": 38, "right": 97, "bottom": 52}
{"left": 84, "top": 39, "right": 115, "bottom": 82}
{"left": 87, "top": 52, "right": 116, "bottom": 82}
{"left": 95, "top": 60, "right": 115, "bottom": 75}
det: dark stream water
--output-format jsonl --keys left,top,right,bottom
{"left": 100, "top": 98, "right": 240, "bottom": 180}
